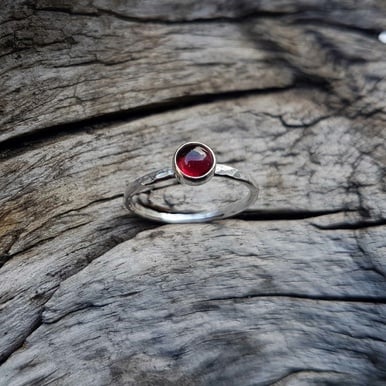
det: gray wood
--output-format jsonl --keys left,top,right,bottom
{"left": 1, "top": 222, "right": 386, "bottom": 386}
{"left": 1, "top": 0, "right": 386, "bottom": 385}
{"left": 1, "top": 0, "right": 385, "bottom": 142}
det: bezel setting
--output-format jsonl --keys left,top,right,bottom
{"left": 173, "top": 142, "right": 216, "bottom": 186}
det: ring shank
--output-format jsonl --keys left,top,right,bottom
{"left": 124, "top": 164, "right": 258, "bottom": 223}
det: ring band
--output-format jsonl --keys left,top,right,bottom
{"left": 124, "top": 142, "right": 258, "bottom": 223}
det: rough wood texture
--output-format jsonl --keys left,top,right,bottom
{"left": 1, "top": 1, "right": 386, "bottom": 385}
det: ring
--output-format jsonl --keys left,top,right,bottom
{"left": 124, "top": 142, "right": 258, "bottom": 223}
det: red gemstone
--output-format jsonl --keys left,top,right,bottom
{"left": 176, "top": 143, "right": 214, "bottom": 178}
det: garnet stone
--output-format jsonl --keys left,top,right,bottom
{"left": 175, "top": 143, "right": 215, "bottom": 178}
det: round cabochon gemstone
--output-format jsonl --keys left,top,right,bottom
{"left": 176, "top": 143, "right": 214, "bottom": 178}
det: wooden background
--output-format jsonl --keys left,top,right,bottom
{"left": 1, "top": 1, "right": 386, "bottom": 385}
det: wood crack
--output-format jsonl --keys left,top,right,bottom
{"left": 235, "top": 208, "right": 356, "bottom": 221}
{"left": 32, "top": 4, "right": 386, "bottom": 35}
{"left": 33, "top": 6, "right": 299, "bottom": 24}
{"left": 93, "top": 8, "right": 297, "bottom": 24}
{"left": 0, "top": 310, "right": 43, "bottom": 366}
{"left": 204, "top": 293, "right": 386, "bottom": 304}
{"left": 0, "top": 85, "right": 296, "bottom": 159}
{"left": 313, "top": 218, "right": 386, "bottom": 230}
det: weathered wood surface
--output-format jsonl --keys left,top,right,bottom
{"left": 1, "top": 0, "right": 386, "bottom": 143}
{"left": 1, "top": 1, "right": 386, "bottom": 385}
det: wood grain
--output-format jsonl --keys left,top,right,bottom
{"left": 0, "top": 1, "right": 386, "bottom": 385}
{"left": 1, "top": 222, "right": 386, "bottom": 385}
{"left": 1, "top": 0, "right": 385, "bottom": 142}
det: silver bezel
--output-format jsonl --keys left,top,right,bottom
{"left": 173, "top": 142, "right": 216, "bottom": 186}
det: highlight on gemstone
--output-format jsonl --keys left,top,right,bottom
{"left": 175, "top": 142, "right": 215, "bottom": 179}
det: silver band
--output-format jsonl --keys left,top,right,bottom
{"left": 124, "top": 164, "right": 258, "bottom": 223}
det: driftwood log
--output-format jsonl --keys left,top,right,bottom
{"left": 1, "top": 1, "right": 386, "bottom": 385}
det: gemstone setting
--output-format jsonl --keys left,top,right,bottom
{"left": 173, "top": 142, "right": 216, "bottom": 185}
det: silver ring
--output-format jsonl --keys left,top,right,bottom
{"left": 124, "top": 142, "right": 258, "bottom": 223}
